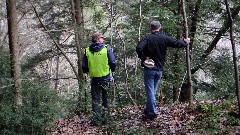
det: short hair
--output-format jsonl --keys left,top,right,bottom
{"left": 150, "top": 21, "right": 161, "bottom": 30}
{"left": 92, "top": 32, "right": 103, "bottom": 43}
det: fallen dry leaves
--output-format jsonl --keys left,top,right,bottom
{"left": 47, "top": 102, "right": 240, "bottom": 135}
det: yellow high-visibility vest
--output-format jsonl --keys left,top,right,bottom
{"left": 85, "top": 46, "right": 110, "bottom": 78}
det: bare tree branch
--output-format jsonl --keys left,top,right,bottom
{"left": 29, "top": 2, "right": 79, "bottom": 80}
{"left": 116, "top": 29, "right": 136, "bottom": 105}
{"left": 192, "top": 5, "right": 240, "bottom": 75}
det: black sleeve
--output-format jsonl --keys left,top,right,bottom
{"left": 136, "top": 37, "right": 148, "bottom": 61}
{"left": 166, "top": 36, "right": 187, "bottom": 48}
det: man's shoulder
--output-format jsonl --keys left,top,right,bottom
{"left": 147, "top": 32, "right": 165, "bottom": 37}
{"left": 104, "top": 44, "right": 114, "bottom": 53}
{"left": 105, "top": 44, "right": 113, "bottom": 49}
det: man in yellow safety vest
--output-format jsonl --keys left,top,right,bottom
{"left": 82, "top": 32, "right": 116, "bottom": 125}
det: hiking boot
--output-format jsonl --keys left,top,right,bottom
{"left": 141, "top": 114, "right": 157, "bottom": 121}
{"left": 90, "top": 120, "right": 100, "bottom": 126}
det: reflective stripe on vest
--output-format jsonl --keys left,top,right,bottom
{"left": 85, "top": 46, "right": 110, "bottom": 78}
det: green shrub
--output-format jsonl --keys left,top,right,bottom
{"left": 0, "top": 50, "right": 62, "bottom": 134}
{"left": 0, "top": 80, "right": 62, "bottom": 135}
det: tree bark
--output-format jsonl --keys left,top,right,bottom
{"left": 135, "top": 0, "right": 142, "bottom": 75}
{"left": 189, "top": 0, "right": 202, "bottom": 45}
{"left": 54, "top": 54, "right": 60, "bottom": 90}
{"left": 73, "top": 0, "right": 84, "bottom": 80}
{"left": 110, "top": 0, "right": 116, "bottom": 103}
{"left": 181, "top": 0, "right": 193, "bottom": 105}
{"left": 173, "top": 0, "right": 182, "bottom": 102}
{"left": 6, "top": 0, "right": 22, "bottom": 105}
{"left": 72, "top": 0, "right": 86, "bottom": 113}
{"left": 178, "top": 0, "right": 202, "bottom": 102}
{"left": 225, "top": 0, "right": 240, "bottom": 113}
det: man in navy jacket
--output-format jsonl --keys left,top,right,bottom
{"left": 82, "top": 32, "right": 116, "bottom": 125}
{"left": 136, "top": 21, "right": 190, "bottom": 121}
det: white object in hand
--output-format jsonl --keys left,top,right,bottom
{"left": 144, "top": 59, "right": 155, "bottom": 68}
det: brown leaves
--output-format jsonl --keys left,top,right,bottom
{"left": 47, "top": 104, "right": 198, "bottom": 134}
{"left": 47, "top": 115, "right": 104, "bottom": 134}
{"left": 47, "top": 101, "right": 240, "bottom": 134}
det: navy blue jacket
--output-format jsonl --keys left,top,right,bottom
{"left": 82, "top": 43, "right": 116, "bottom": 83}
{"left": 136, "top": 31, "right": 187, "bottom": 69}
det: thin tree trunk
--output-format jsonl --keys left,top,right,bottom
{"left": 110, "top": 0, "right": 116, "bottom": 103}
{"left": 73, "top": 0, "right": 84, "bottom": 80}
{"left": 110, "top": 0, "right": 114, "bottom": 48}
{"left": 133, "top": 0, "right": 142, "bottom": 102}
{"left": 225, "top": 0, "right": 240, "bottom": 113}
{"left": 181, "top": 0, "right": 193, "bottom": 105}
{"left": 6, "top": 0, "right": 22, "bottom": 105}
{"left": 189, "top": 0, "right": 202, "bottom": 46}
{"left": 50, "top": 57, "right": 54, "bottom": 88}
{"left": 177, "top": 0, "right": 202, "bottom": 102}
{"left": 173, "top": 0, "right": 182, "bottom": 102}
{"left": 54, "top": 55, "right": 60, "bottom": 90}
{"left": 135, "top": 0, "right": 142, "bottom": 75}
{"left": 173, "top": 52, "right": 181, "bottom": 102}
{"left": 72, "top": 0, "right": 86, "bottom": 113}
{"left": 117, "top": 30, "right": 136, "bottom": 105}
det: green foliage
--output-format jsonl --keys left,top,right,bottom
{"left": 0, "top": 50, "right": 64, "bottom": 135}
{"left": 0, "top": 50, "right": 11, "bottom": 79}
{"left": 192, "top": 100, "right": 240, "bottom": 134}
{"left": 0, "top": 79, "right": 62, "bottom": 135}
{"left": 197, "top": 48, "right": 236, "bottom": 99}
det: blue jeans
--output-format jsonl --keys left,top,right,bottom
{"left": 143, "top": 68, "right": 163, "bottom": 116}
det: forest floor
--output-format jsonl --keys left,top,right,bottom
{"left": 47, "top": 101, "right": 240, "bottom": 135}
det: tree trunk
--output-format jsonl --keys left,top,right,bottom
{"left": 172, "top": 51, "right": 181, "bottom": 102}
{"left": 6, "top": 0, "right": 22, "bottom": 105}
{"left": 173, "top": 0, "right": 183, "bottom": 102}
{"left": 202, "top": 5, "right": 240, "bottom": 59}
{"left": 117, "top": 30, "right": 136, "bottom": 105}
{"left": 225, "top": 0, "right": 240, "bottom": 113}
{"left": 135, "top": 0, "right": 142, "bottom": 75}
{"left": 177, "top": 0, "right": 202, "bottom": 102}
{"left": 54, "top": 55, "right": 60, "bottom": 90}
{"left": 181, "top": 0, "right": 193, "bottom": 105}
{"left": 73, "top": 0, "right": 84, "bottom": 80}
{"left": 110, "top": 0, "right": 116, "bottom": 103}
{"left": 72, "top": 0, "right": 86, "bottom": 113}
{"left": 189, "top": 0, "right": 202, "bottom": 46}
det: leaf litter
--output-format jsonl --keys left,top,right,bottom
{"left": 47, "top": 101, "right": 240, "bottom": 135}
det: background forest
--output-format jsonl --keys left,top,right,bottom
{"left": 0, "top": 0, "right": 240, "bottom": 134}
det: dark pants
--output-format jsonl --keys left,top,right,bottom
{"left": 91, "top": 82, "right": 111, "bottom": 119}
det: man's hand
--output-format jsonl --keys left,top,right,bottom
{"left": 184, "top": 38, "right": 190, "bottom": 45}
{"left": 83, "top": 73, "right": 88, "bottom": 80}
